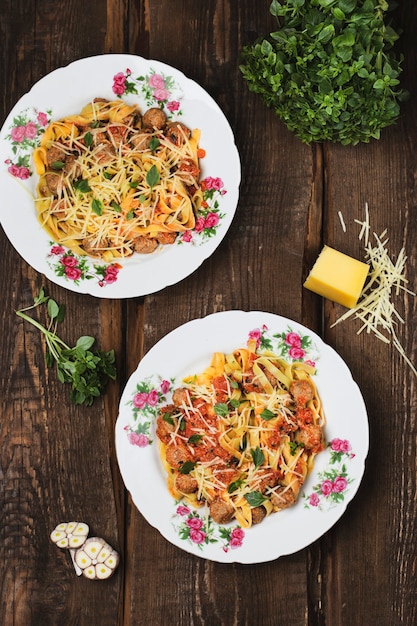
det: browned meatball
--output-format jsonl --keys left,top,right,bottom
{"left": 209, "top": 497, "right": 235, "bottom": 525}
{"left": 46, "top": 145, "right": 67, "bottom": 168}
{"left": 165, "top": 443, "right": 192, "bottom": 469}
{"left": 156, "top": 406, "right": 177, "bottom": 444}
{"left": 82, "top": 236, "right": 108, "bottom": 258}
{"left": 133, "top": 236, "right": 158, "bottom": 254}
{"left": 172, "top": 387, "right": 191, "bottom": 408}
{"left": 251, "top": 506, "right": 267, "bottom": 525}
{"left": 270, "top": 487, "right": 296, "bottom": 511}
{"left": 289, "top": 379, "right": 314, "bottom": 406}
{"left": 175, "top": 472, "right": 198, "bottom": 494}
{"left": 130, "top": 131, "right": 152, "bottom": 151}
{"left": 296, "top": 423, "right": 324, "bottom": 453}
{"left": 142, "top": 107, "right": 167, "bottom": 130}
{"left": 43, "top": 172, "right": 63, "bottom": 196}
{"left": 156, "top": 231, "right": 177, "bottom": 245}
{"left": 165, "top": 122, "right": 191, "bottom": 146}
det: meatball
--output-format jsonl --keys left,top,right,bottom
{"left": 165, "top": 443, "right": 192, "bottom": 469}
{"left": 142, "top": 107, "right": 167, "bottom": 130}
{"left": 270, "top": 487, "right": 297, "bottom": 511}
{"left": 156, "top": 231, "right": 177, "bottom": 245}
{"left": 296, "top": 423, "right": 324, "bottom": 453}
{"left": 43, "top": 172, "right": 63, "bottom": 196}
{"left": 130, "top": 131, "right": 152, "bottom": 151}
{"left": 174, "top": 472, "right": 198, "bottom": 494}
{"left": 172, "top": 387, "right": 191, "bottom": 408}
{"left": 251, "top": 506, "right": 267, "bottom": 526}
{"left": 289, "top": 379, "right": 314, "bottom": 406}
{"left": 155, "top": 406, "right": 177, "bottom": 444}
{"left": 165, "top": 121, "right": 191, "bottom": 146}
{"left": 209, "top": 496, "right": 235, "bottom": 525}
{"left": 133, "top": 236, "right": 158, "bottom": 254}
{"left": 46, "top": 145, "right": 67, "bottom": 168}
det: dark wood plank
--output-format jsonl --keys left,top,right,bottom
{"left": 316, "top": 3, "right": 417, "bottom": 624}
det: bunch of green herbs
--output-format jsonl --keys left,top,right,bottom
{"left": 16, "top": 288, "right": 116, "bottom": 407}
{"left": 240, "top": 0, "right": 407, "bottom": 145}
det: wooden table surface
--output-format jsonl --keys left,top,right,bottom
{"left": 1, "top": 2, "right": 416, "bottom": 625}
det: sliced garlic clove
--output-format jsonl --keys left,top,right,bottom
{"left": 95, "top": 564, "right": 112, "bottom": 580}
{"left": 83, "top": 538, "right": 104, "bottom": 561}
{"left": 104, "top": 552, "right": 120, "bottom": 571}
{"left": 83, "top": 565, "right": 97, "bottom": 580}
{"left": 75, "top": 549, "right": 92, "bottom": 570}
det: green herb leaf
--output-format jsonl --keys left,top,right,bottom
{"left": 188, "top": 434, "right": 203, "bottom": 444}
{"left": 260, "top": 408, "right": 275, "bottom": 421}
{"left": 163, "top": 413, "right": 174, "bottom": 426}
{"left": 244, "top": 491, "right": 267, "bottom": 507}
{"left": 74, "top": 178, "right": 91, "bottom": 193}
{"left": 179, "top": 461, "right": 196, "bottom": 475}
{"left": 251, "top": 447, "right": 264, "bottom": 468}
{"left": 228, "top": 477, "right": 244, "bottom": 493}
{"left": 110, "top": 200, "right": 122, "bottom": 212}
{"left": 146, "top": 164, "right": 160, "bottom": 188}
{"left": 149, "top": 137, "right": 160, "bottom": 152}
{"left": 84, "top": 132, "right": 93, "bottom": 147}
{"left": 92, "top": 198, "right": 103, "bottom": 215}
{"left": 214, "top": 403, "right": 229, "bottom": 417}
{"left": 51, "top": 160, "right": 65, "bottom": 170}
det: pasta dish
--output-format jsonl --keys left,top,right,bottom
{"left": 156, "top": 338, "right": 325, "bottom": 528}
{"left": 33, "top": 98, "right": 204, "bottom": 261}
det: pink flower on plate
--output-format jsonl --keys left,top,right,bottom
{"left": 147, "top": 389, "right": 159, "bottom": 406}
{"left": 202, "top": 176, "right": 224, "bottom": 191}
{"left": 288, "top": 346, "right": 305, "bottom": 360}
{"left": 167, "top": 100, "right": 180, "bottom": 112}
{"left": 104, "top": 264, "right": 120, "bottom": 284}
{"left": 132, "top": 392, "right": 149, "bottom": 409}
{"left": 285, "top": 332, "right": 301, "bottom": 348}
{"left": 50, "top": 245, "right": 65, "bottom": 255}
{"left": 182, "top": 230, "right": 193, "bottom": 243}
{"left": 305, "top": 359, "right": 316, "bottom": 368}
{"left": 186, "top": 517, "right": 203, "bottom": 531}
{"left": 153, "top": 87, "right": 170, "bottom": 102}
{"left": 160, "top": 379, "right": 170, "bottom": 394}
{"left": 330, "top": 438, "right": 351, "bottom": 454}
{"left": 229, "top": 528, "right": 245, "bottom": 549}
{"left": 112, "top": 72, "right": 127, "bottom": 95}
{"left": 194, "top": 216, "right": 205, "bottom": 233}
{"left": 37, "top": 111, "right": 49, "bottom": 127}
{"left": 309, "top": 493, "right": 320, "bottom": 507}
{"left": 332, "top": 476, "right": 348, "bottom": 493}
{"left": 25, "top": 122, "right": 38, "bottom": 140}
{"left": 321, "top": 479, "right": 333, "bottom": 496}
{"left": 189, "top": 528, "right": 206, "bottom": 544}
{"left": 7, "top": 164, "right": 30, "bottom": 179}
{"left": 10, "top": 126, "right": 26, "bottom": 142}
{"left": 61, "top": 255, "right": 78, "bottom": 267}
{"left": 204, "top": 212, "right": 219, "bottom": 229}
{"left": 65, "top": 266, "right": 82, "bottom": 281}
{"left": 148, "top": 73, "right": 165, "bottom": 89}
{"left": 128, "top": 432, "right": 149, "bottom": 447}
{"left": 176, "top": 505, "right": 190, "bottom": 517}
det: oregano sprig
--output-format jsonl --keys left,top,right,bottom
{"left": 16, "top": 288, "right": 117, "bottom": 407}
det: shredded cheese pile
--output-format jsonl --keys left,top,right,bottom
{"left": 333, "top": 203, "right": 416, "bottom": 376}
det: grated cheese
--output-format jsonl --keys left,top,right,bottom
{"left": 333, "top": 205, "right": 417, "bottom": 376}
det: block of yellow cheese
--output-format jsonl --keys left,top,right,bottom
{"left": 303, "top": 245, "right": 369, "bottom": 308}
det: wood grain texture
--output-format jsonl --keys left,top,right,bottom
{"left": 1, "top": 1, "right": 417, "bottom": 625}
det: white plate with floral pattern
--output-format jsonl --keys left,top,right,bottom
{"left": 115, "top": 310, "right": 369, "bottom": 563}
{"left": 0, "top": 54, "right": 240, "bottom": 298}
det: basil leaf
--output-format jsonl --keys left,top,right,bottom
{"left": 146, "top": 164, "right": 160, "bottom": 188}
{"left": 84, "top": 132, "right": 93, "bottom": 147}
{"left": 244, "top": 491, "right": 267, "bottom": 507}
{"left": 188, "top": 434, "right": 203, "bottom": 444}
{"left": 214, "top": 403, "right": 229, "bottom": 417}
{"left": 51, "top": 160, "right": 65, "bottom": 170}
{"left": 110, "top": 200, "right": 122, "bottom": 212}
{"left": 260, "top": 408, "right": 275, "bottom": 421}
{"left": 251, "top": 447, "right": 264, "bottom": 468}
{"left": 162, "top": 413, "right": 174, "bottom": 426}
{"left": 92, "top": 198, "right": 103, "bottom": 216}
{"left": 74, "top": 178, "right": 91, "bottom": 193}
{"left": 149, "top": 137, "right": 160, "bottom": 152}
{"left": 179, "top": 461, "right": 196, "bottom": 475}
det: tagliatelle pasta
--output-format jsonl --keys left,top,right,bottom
{"left": 156, "top": 338, "right": 325, "bottom": 529}
{"left": 33, "top": 98, "right": 205, "bottom": 261}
